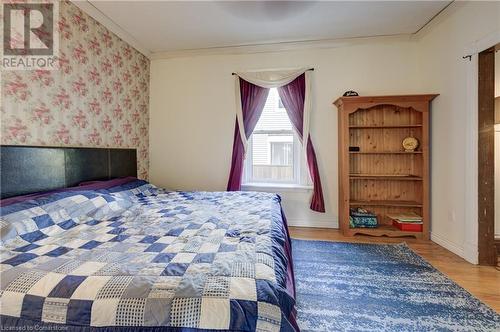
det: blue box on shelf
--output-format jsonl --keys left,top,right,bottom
{"left": 349, "top": 208, "right": 378, "bottom": 228}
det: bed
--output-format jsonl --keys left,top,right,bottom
{"left": 0, "top": 146, "right": 298, "bottom": 331}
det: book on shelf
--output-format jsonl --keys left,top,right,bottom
{"left": 387, "top": 212, "right": 423, "bottom": 224}
{"left": 393, "top": 219, "right": 423, "bottom": 225}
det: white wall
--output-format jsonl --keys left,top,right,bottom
{"left": 415, "top": 1, "right": 500, "bottom": 261}
{"left": 149, "top": 37, "right": 420, "bottom": 228}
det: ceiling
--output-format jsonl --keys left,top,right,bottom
{"left": 88, "top": 1, "right": 451, "bottom": 54}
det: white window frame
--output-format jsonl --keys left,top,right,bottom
{"left": 243, "top": 129, "right": 305, "bottom": 186}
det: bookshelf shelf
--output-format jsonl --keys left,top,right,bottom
{"left": 349, "top": 174, "right": 423, "bottom": 181}
{"left": 349, "top": 200, "right": 423, "bottom": 207}
{"left": 349, "top": 124, "right": 423, "bottom": 129}
{"left": 346, "top": 225, "right": 423, "bottom": 239}
{"left": 349, "top": 151, "right": 423, "bottom": 154}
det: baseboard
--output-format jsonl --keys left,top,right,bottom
{"left": 287, "top": 219, "right": 338, "bottom": 228}
{"left": 430, "top": 232, "right": 466, "bottom": 260}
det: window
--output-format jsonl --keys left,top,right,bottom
{"left": 243, "top": 88, "right": 310, "bottom": 186}
{"left": 271, "top": 142, "right": 293, "bottom": 166}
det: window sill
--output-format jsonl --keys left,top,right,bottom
{"left": 241, "top": 183, "right": 313, "bottom": 193}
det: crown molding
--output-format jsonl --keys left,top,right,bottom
{"left": 150, "top": 34, "right": 413, "bottom": 60}
{"left": 70, "top": 0, "right": 151, "bottom": 58}
{"left": 70, "top": 1, "right": 454, "bottom": 61}
{"left": 411, "top": 0, "right": 461, "bottom": 42}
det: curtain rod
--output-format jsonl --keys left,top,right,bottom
{"left": 231, "top": 68, "right": 314, "bottom": 76}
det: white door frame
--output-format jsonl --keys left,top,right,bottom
{"left": 463, "top": 30, "right": 500, "bottom": 264}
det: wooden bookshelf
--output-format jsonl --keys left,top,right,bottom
{"left": 334, "top": 95, "right": 438, "bottom": 240}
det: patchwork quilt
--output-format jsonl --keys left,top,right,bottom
{"left": 0, "top": 180, "right": 297, "bottom": 331}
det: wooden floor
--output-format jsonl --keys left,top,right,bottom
{"left": 289, "top": 227, "right": 500, "bottom": 313}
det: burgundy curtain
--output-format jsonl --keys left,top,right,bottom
{"left": 278, "top": 74, "right": 325, "bottom": 212}
{"left": 227, "top": 78, "right": 269, "bottom": 191}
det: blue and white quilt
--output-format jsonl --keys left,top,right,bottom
{"left": 0, "top": 180, "right": 297, "bottom": 331}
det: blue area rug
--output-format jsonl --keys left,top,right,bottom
{"left": 292, "top": 239, "right": 500, "bottom": 332}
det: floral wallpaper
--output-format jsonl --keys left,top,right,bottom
{"left": 1, "top": 1, "right": 150, "bottom": 179}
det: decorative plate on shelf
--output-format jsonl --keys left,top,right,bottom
{"left": 402, "top": 137, "right": 419, "bottom": 152}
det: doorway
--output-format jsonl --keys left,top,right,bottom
{"left": 478, "top": 44, "right": 499, "bottom": 266}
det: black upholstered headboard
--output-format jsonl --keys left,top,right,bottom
{"left": 0, "top": 146, "right": 137, "bottom": 198}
